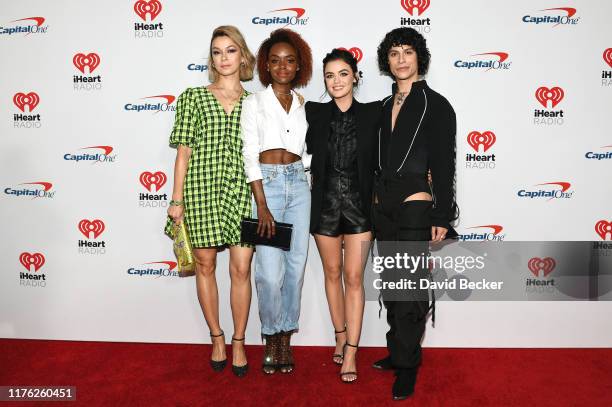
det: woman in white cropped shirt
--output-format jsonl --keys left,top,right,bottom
{"left": 241, "top": 28, "right": 312, "bottom": 375}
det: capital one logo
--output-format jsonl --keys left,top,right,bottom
{"left": 595, "top": 220, "right": 612, "bottom": 240}
{"left": 535, "top": 86, "right": 564, "bottom": 108}
{"left": 603, "top": 48, "right": 612, "bottom": 68}
{"left": 13, "top": 92, "right": 39, "bottom": 112}
{"left": 19, "top": 252, "right": 45, "bottom": 272}
{"left": 73, "top": 53, "right": 100, "bottom": 74}
{"left": 528, "top": 257, "right": 555, "bottom": 277}
{"left": 140, "top": 171, "right": 167, "bottom": 192}
{"left": 467, "top": 131, "right": 496, "bottom": 153}
{"left": 338, "top": 47, "right": 363, "bottom": 63}
{"left": 78, "top": 219, "right": 105, "bottom": 239}
{"left": 134, "top": 0, "right": 162, "bottom": 21}
{"left": 401, "top": 0, "right": 430, "bottom": 16}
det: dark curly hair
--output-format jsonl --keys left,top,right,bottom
{"left": 322, "top": 48, "right": 360, "bottom": 88}
{"left": 377, "top": 27, "right": 430, "bottom": 77}
{"left": 256, "top": 28, "right": 312, "bottom": 88}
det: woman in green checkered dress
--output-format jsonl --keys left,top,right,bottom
{"left": 167, "top": 26, "right": 255, "bottom": 377}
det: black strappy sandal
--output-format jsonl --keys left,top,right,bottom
{"left": 333, "top": 327, "right": 347, "bottom": 365}
{"left": 339, "top": 343, "right": 358, "bottom": 383}
{"left": 209, "top": 330, "right": 227, "bottom": 372}
{"left": 231, "top": 336, "right": 248, "bottom": 377}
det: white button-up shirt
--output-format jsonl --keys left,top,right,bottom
{"left": 241, "top": 85, "right": 309, "bottom": 182}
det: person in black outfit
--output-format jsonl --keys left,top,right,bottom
{"left": 372, "top": 27, "right": 458, "bottom": 400}
{"left": 305, "top": 49, "right": 381, "bottom": 383}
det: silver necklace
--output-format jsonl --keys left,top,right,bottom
{"left": 396, "top": 91, "right": 408, "bottom": 105}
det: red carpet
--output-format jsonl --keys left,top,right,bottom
{"left": 1, "top": 339, "right": 611, "bottom": 406}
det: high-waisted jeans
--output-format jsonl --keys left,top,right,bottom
{"left": 253, "top": 161, "right": 311, "bottom": 335}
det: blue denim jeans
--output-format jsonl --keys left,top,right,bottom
{"left": 253, "top": 161, "right": 311, "bottom": 335}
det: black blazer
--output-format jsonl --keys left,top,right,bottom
{"left": 305, "top": 99, "right": 382, "bottom": 233}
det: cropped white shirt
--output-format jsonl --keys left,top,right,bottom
{"left": 241, "top": 85, "right": 309, "bottom": 182}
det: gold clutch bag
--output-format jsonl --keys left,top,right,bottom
{"left": 165, "top": 217, "right": 195, "bottom": 277}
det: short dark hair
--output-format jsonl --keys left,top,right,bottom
{"left": 377, "top": 27, "right": 430, "bottom": 77}
{"left": 256, "top": 28, "right": 312, "bottom": 88}
{"left": 322, "top": 48, "right": 360, "bottom": 88}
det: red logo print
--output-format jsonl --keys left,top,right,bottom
{"left": 271, "top": 8, "right": 306, "bottom": 18}
{"left": 603, "top": 48, "right": 612, "bottom": 69}
{"left": 595, "top": 220, "right": 612, "bottom": 240}
{"left": 73, "top": 53, "right": 100, "bottom": 74}
{"left": 21, "top": 181, "right": 52, "bottom": 191}
{"left": 467, "top": 131, "right": 496, "bottom": 152}
{"left": 142, "top": 95, "right": 176, "bottom": 105}
{"left": 467, "top": 225, "right": 504, "bottom": 235}
{"left": 140, "top": 171, "right": 167, "bottom": 192}
{"left": 401, "top": 0, "right": 430, "bottom": 16}
{"left": 338, "top": 47, "right": 363, "bottom": 63}
{"left": 542, "top": 7, "right": 576, "bottom": 17}
{"left": 134, "top": 0, "right": 162, "bottom": 21}
{"left": 535, "top": 86, "right": 564, "bottom": 108}
{"left": 19, "top": 252, "right": 45, "bottom": 272}
{"left": 81, "top": 146, "right": 113, "bottom": 155}
{"left": 528, "top": 257, "right": 556, "bottom": 277}
{"left": 11, "top": 17, "right": 45, "bottom": 27}
{"left": 146, "top": 261, "right": 177, "bottom": 270}
{"left": 535, "top": 181, "right": 571, "bottom": 192}
{"left": 13, "top": 92, "right": 40, "bottom": 112}
{"left": 78, "top": 219, "right": 105, "bottom": 239}
{"left": 472, "top": 52, "right": 509, "bottom": 63}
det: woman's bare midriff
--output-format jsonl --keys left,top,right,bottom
{"left": 374, "top": 192, "right": 432, "bottom": 204}
{"left": 259, "top": 149, "right": 301, "bottom": 164}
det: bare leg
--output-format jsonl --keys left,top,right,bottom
{"left": 228, "top": 245, "right": 254, "bottom": 367}
{"left": 340, "top": 232, "right": 372, "bottom": 380}
{"left": 314, "top": 234, "right": 345, "bottom": 363}
{"left": 193, "top": 247, "right": 225, "bottom": 362}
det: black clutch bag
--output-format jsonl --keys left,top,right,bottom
{"left": 240, "top": 218, "right": 293, "bottom": 251}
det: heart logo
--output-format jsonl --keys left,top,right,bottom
{"left": 603, "top": 48, "right": 612, "bottom": 69}
{"left": 595, "top": 220, "right": 612, "bottom": 240}
{"left": 338, "top": 47, "right": 363, "bottom": 63}
{"left": 13, "top": 92, "right": 40, "bottom": 112}
{"left": 134, "top": 0, "right": 163, "bottom": 22}
{"left": 139, "top": 171, "right": 167, "bottom": 192}
{"left": 19, "top": 252, "right": 45, "bottom": 272}
{"left": 400, "top": 0, "right": 430, "bottom": 16}
{"left": 535, "top": 86, "right": 564, "bottom": 108}
{"left": 467, "top": 131, "right": 496, "bottom": 153}
{"left": 78, "top": 219, "right": 105, "bottom": 239}
{"left": 73, "top": 53, "right": 100, "bottom": 74}
{"left": 528, "top": 257, "right": 556, "bottom": 277}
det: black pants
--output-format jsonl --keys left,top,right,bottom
{"left": 374, "top": 197, "right": 433, "bottom": 369}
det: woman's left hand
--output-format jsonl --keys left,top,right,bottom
{"left": 431, "top": 226, "right": 448, "bottom": 242}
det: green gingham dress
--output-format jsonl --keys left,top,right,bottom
{"left": 169, "top": 87, "right": 251, "bottom": 248}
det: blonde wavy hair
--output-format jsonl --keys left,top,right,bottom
{"left": 208, "top": 25, "right": 255, "bottom": 82}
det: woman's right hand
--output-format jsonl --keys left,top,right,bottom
{"left": 257, "top": 205, "right": 276, "bottom": 238}
{"left": 168, "top": 204, "right": 184, "bottom": 225}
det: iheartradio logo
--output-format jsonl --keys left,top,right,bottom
{"left": 401, "top": 0, "right": 430, "bottom": 16}
{"left": 134, "top": 0, "right": 162, "bottom": 22}
{"left": 528, "top": 257, "right": 555, "bottom": 277}
{"left": 535, "top": 86, "right": 564, "bottom": 108}
{"left": 467, "top": 131, "right": 496, "bottom": 153}
{"left": 78, "top": 219, "right": 105, "bottom": 239}
{"left": 338, "top": 47, "right": 363, "bottom": 63}
{"left": 603, "top": 48, "right": 612, "bottom": 69}
{"left": 13, "top": 92, "right": 40, "bottom": 112}
{"left": 595, "top": 220, "right": 612, "bottom": 240}
{"left": 73, "top": 53, "right": 100, "bottom": 74}
{"left": 140, "top": 171, "right": 167, "bottom": 192}
{"left": 19, "top": 252, "right": 45, "bottom": 272}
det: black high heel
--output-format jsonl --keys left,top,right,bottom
{"left": 339, "top": 343, "right": 358, "bottom": 383}
{"left": 209, "top": 330, "right": 227, "bottom": 372}
{"left": 332, "top": 327, "right": 346, "bottom": 365}
{"left": 231, "top": 336, "right": 248, "bottom": 378}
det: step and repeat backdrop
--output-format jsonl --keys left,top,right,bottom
{"left": 1, "top": 0, "right": 611, "bottom": 347}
